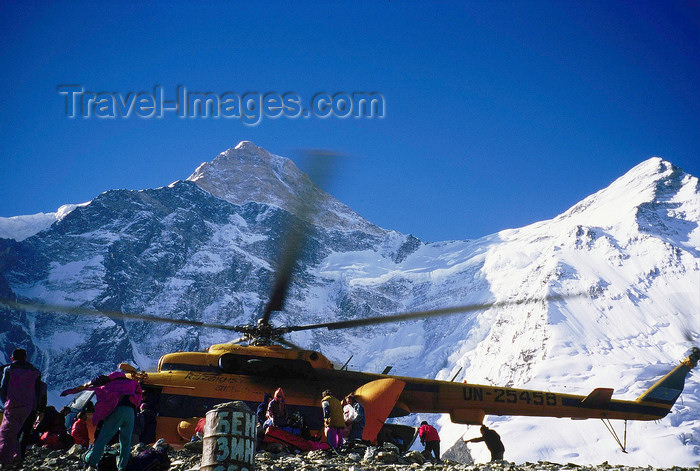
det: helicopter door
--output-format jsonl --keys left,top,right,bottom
{"left": 64, "top": 389, "right": 96, "bottom": 434}
{"left": 66, "top": 389, "right": 96, "bottom": 414}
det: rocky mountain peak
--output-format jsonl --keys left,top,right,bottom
{"left": 186, "top": 141, "right": 386, "bottom": 236}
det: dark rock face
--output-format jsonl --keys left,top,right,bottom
{"left": 0, "top": 180, "right": 417, "bottom": 394}
{"left": 186, "top": 141, "right": 386, "bottom": 236}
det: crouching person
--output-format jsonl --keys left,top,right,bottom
{"left": 36, "top": 405, "right": 74, "bottom": 450}
{"left": 62, "top": 371, "right": 142, "bottom": 471}
{"left": 418, "top": 421, "right": 440, "bottom": 462}
{"left": 71, "top": 410, "right": 90, "bottom": 448}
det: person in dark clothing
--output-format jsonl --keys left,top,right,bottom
{"left": 36, "top": 406, "right": 73, "bottom": 450}
{"left": 256, "top": 392, "right": 273, "bottom": 449}
{"left": 344, "top": 395, "right": 365, "bottom": 441}
{"left": 256, "top": 393, "right": 272, "bottom": 424}
{"left": 0, "top": 348, "right": 42, "bottom": 467}
{"left": 418, "top": 421, "right": 440, "bottom": 461}
{"left": 136, "top": 403, "right": 157, "bottom": 445}
{"left": 287, "top": 411, "right": 311, "bottom": 440}
{"left": 465, "top": 425, "right": 505, "bottom": 461}
{"left": 18, "top": 409, "right": 40, "bottom": 460}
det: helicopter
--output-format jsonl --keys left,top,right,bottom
{"left": 4, "top": 295, "right": 697, "bottom": 452}
{"left": 0, "top": 150, "right": 697, "bottom": 452}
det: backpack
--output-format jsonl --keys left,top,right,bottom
{"left": 125, "top": 446, "right": 170, "bottom": 471}
{"left": 97, "top": 449, "right": 119, "bottom": 471}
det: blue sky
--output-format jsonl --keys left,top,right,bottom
{"left": 1, "top": 1, "right": 698, "bottom": 242}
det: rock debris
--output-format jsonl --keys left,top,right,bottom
{"left": 6, "top": 441, "right": 697, "bottom": 471}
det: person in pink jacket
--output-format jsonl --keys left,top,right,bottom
{"left": 0, "top": 348, "right": 42, "bottom": 468}
{"left": 62, "top": 371, "right": 142, "bottom": 470}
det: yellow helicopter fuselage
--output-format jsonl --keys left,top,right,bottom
{"left": 125, "top": 343, "right": 695, "bottom": 447}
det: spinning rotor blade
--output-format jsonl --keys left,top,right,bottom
{"left": 0, "top": 298, "right": 239, "bottom": 331}
{"left": 286, "top": 293, "right": 584, "bottom": 333}
{"left": 262, "top": 214, "right": 306, "bottom": 322}
{"left": 260, "top": 149, "right": 339, "bottom": 324}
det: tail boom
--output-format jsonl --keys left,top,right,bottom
{"left": 634, "top": 347, "right": 699, "bottom": 415}
{"left": 397, "top": 349, "right": 699, "bottom": 423}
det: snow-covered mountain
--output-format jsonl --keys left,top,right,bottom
{"left": 0, "top": 144, "right": 697, "bottom": 467}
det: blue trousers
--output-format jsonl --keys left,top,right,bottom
{"left": 85, "top": 405, "right": 135, "bottom": 470}
{"left": 349, "top": 422, "right": 364, "bottom": 440}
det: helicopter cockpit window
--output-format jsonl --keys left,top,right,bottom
{"left": 218, "top": 353, "right": 241, "bottom": 373}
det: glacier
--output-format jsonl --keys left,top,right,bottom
{"left": 0, "top": 142, "right": 698, "bottom": 466}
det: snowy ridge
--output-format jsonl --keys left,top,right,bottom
{"left": 1, "top": 146, "right": 698, "bottom": 466}
{"left": 0, "top": 203, "right": 87, "bottom": 241}
{"left": 432, "top": 159, "right": 699, "bottom": 466}
{"left": 554, "top": 157, "right": 700, "bottom": 252}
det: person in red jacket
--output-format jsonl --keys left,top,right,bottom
{"left": 266, "top": 388, "right": 288, "bottom": 428}
{"left": 70, "top": 410, "right": 90, "bottom": 447}
{"left": 418, "top": 421, "right": 440, "bottom": 461}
